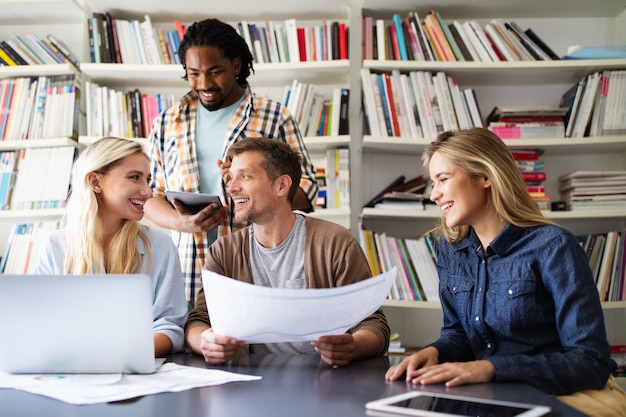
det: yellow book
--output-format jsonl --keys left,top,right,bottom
{"left": 0, "top": 48, "right": 17, "bottom": 66}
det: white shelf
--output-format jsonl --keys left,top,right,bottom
{"left": 0, "top": 208, "right": 65, "bottom": 220}
{"left": 363, "top": 59, "right": 626, "bottom": 86}
{"left": 0, "top": 138, "right": 82, "bottom": 151}
{"left": 363, "top": 135, "right": 626, "bottom": 156}
{"left": 80, "top": 60, "right": 350, "bottom": 88}
{"left": 362, "top": 207, "right": 626, "bottom": 221}
{"left": 303, "top": 135, "right": 350, "bottom": 151}
{"left": 360, "top": 0, "right": 625, "bottom": 19}
{"left": 0, "top": 64, "right": 78, "bottom": 79}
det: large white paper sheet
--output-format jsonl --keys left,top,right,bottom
{"left": 201, "top": 267, "right": 396, "bottom": 343}
{"left": 0, "top": 363, "right": 261, "bottom": 405}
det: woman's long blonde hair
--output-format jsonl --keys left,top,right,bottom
{"left": 63, "top": 137, "right": 151, "bottom": 274}
{"left": 423, "top": 128, "right": 554, "bottom": 244}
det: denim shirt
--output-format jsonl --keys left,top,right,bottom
{"left": 430, "top": 223, "right": 614, "bottom": 395}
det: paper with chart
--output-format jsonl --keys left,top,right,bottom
{"left": 201, "top": 267, "right": 396, "bottom": 343}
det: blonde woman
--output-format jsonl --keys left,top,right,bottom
{"left": 35, "top": 137, "right": 187, "bottom": 357}
{"left": 385, "top": 128, "right": 626, "bottom": 416}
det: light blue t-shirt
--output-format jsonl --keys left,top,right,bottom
{"left": 196, "top": 95, "right": 244, "bottom": 244}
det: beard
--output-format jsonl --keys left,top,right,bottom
{"left": 196, "top": 89, "right": 224, "bottom": 111}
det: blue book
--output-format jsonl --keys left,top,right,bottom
{"left": 376, "top": 74, "right": 393, "bottom": 136}
{"left": 392, "top": 14, "right": 408, "bottom": 61}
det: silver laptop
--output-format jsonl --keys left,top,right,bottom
{"left": 0, "top": 274, "right": 156, "bottom": 374}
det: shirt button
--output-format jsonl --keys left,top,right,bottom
{"left": 508, "top": 289, "right": 513, "bottom": 295}
{"left": 478, "top": 287, "right": 482, "bottom": 292}
{"left": 475, "top": 316, "right": 480, "bottom": 322}
{"left": 487, "top": 343, "right": 492, "bottom": 349}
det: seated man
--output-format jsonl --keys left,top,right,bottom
{"left": 185, "top": 138, "right": 389, "bottom": 366}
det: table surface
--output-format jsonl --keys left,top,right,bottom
{"left": 1, "top": 353, "right": 587, "bottom": 417}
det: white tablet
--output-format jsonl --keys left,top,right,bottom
{"left": 165, "top": 191, "right": 222, "bottom": 213}
{"left": 365, "top": 391, "right": 551, "bottom": 417}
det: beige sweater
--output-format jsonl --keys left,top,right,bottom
{"left": 186, "top": 216, "right": 390, "bottom": 356}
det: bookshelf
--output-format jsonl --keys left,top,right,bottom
{"left": 1, "top": 0, "right": 625, "bottom": 348}
{"left": 356, "top": 2, "right": 626, "bottom": 348}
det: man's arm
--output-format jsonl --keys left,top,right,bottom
{"left": 144, "top": 196, "right": 228, "bottom": 234}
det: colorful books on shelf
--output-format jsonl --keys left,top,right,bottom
{"left": 487, "top": 107, "right": 567, "bottom": 139}
{"left": 282, "top": 81, "right": 349, "bottom": 137}
{"left": 0, "top": 220, "right": 62, "bottom": 274}
{"left": 84, "top": 81, "right": 176, "bottom": 139}
{"left": 3, "top": 146, "right": 75, "bottom": 211}
{"left": 512, "top": 149, "right": 551, "bottom": 209}
{"left": 0, "top": 33, "right": 80, "bottom": 68}
{"left": 236, "top": 18, "right": 348, "bottom": 63}
{"left": 321, "top": 148, "right": 349, "bottom": 209}
{"left": 87, "top": 13, "right": 185, "bottom": 64}
{"left": 0, "top": 75, "right": 80, "bottom": 141}
{"left": 358, "top": 225, "right": 439, "bottom": 302}
{"left": 559, "top": 170, "right": 626, "bottom": 211}
{"left": 576, "top": 230, "right": 626, "bottom": 302}
{"left": 361, "top": 11, "right": 559, "bottom": 62}
{"left": 361, "top": 69, "right": 483, "bottom": 139}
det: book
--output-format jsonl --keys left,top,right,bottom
{"left": 524, "top": 28, "right": 560, "bottom": 60}
{"left": 46, "top": 34, "right": 81, "bottom": 70}
{"left": 461, "top": 20, "right": 492, "bottom": 62}
{"left": 392, "top": 14, "right": 408, "bottom": 61}
{"left": 364, "top": 175, "right": 406, "bottom": 208}
{"left": 447, "top": 23, "right": 474, "bottom": 61}
{"left": 434, "top": 11, "right": 464, "bottom": 61}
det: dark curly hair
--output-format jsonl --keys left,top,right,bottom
{"left": 179, "top": 18, "right": 254, "bottom": 86}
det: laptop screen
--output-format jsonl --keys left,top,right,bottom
{"left": 0, "top": 274, "right": 155, "bottom": 374}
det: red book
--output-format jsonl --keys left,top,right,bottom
{"left": 521, "top": 171, "right": 546, "bottom": 182}
{"left": 383, "top": 72, "right": 401, "bottom": 136}
{"left": 174, "top": 20, "right": 186, "bottom": 41}
{"left": 338, "top": 23, "right": 348, "bottom": 59}
{"left": 511, "top": 150, "right": 540, "bottom": 161}
{"left": 526, "top": 185, "right": 545, "bottom": 193}
{"left": 141, "top": 93, "right": 150, "bottom": 138}
{"left": 611, "top": 345, "right": 626, "bottom": 354}
{"left": 297, "top": 27, "right": 307, "bottom": 61}
{"left": 388, "top": 23, "right": 400, "bottom": 60}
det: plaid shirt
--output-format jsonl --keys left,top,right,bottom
{"left": 148, "top": 89, "right": 318, "bottom": 302}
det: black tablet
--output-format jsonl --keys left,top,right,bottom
{"left": 365, "top": 391, "right": 551, "bottom": 417}
{"left": 165, "top": 191, "right": 222, "bottom": 214}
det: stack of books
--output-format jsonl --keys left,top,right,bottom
{"left": 559, "top": 170, "right": 626, "bottom": 211}
{"left": 365, "top": 175, "right": 429, "bottom": 210}
{"left": 512, "top": 150, "right": 550, "bottom": 210}
{"left": 488, "top": 107, "right": 567, "bottom": 139}
{"left": 362, "top": 10, "right": 559, "bottom": 62}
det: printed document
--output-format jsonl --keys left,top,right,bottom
{"left": 201, "top": 267, "right": 396, "bottom": 343}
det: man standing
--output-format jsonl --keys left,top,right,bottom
{"left": 185, "top": 138, "right": 389, "bottom": 367}
{"left": 145, "top": 19, "right": 318, "bottom": 303}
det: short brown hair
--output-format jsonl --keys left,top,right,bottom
{"left": 227, "top": 138, "right": 302, "bottom": 202}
